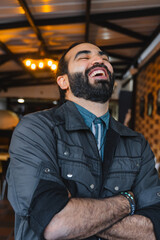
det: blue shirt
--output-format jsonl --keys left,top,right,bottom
{"left": 74, "top": 103, "right": 110, "bottom": 160}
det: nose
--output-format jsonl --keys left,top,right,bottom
{"left": 91, "top": 55, "right": 103, "bottom": 66}
{"left": 91, "top": 55, "right": 113, "bottom": 73}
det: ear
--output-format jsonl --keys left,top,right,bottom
{"left": 57, "top": 75, "right": 69, "bottom": 90}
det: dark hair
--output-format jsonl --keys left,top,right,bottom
{"left": 56, "top": 42, "right": 86, "bottom": 104}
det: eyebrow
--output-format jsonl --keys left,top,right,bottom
{"left": 74, "top": 50, "right": 109, "bottom": 60}
{"left": 74, "top": 50, "right": 91, "bottom": 60}
{"left": 99, "top": 51, "right": 109, "bottom": 59}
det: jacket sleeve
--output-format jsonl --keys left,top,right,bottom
{"left": 133, "top": 135, "right": 160, "bottom": 209}
{"left": 6, "top": 112, "right": 69, "bottom": 238}
{"left": 132, "top": 135, "right": 160, "bottom": 239}
{"left": 135, "top": 203, "right": 160, "bottom": 240}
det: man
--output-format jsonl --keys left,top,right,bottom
{"left": 7, "top": 42, "right": 160, "bottom": 240}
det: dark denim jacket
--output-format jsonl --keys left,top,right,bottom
{"left": 7, "top": 101, "right": 160, "bottom": 240}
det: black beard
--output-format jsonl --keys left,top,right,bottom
{"left": 67, "top": 64, "right": 115, "bottom": 103}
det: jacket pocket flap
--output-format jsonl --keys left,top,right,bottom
{"left": 103, "top": 172, "right": 137, "bottom": 195}
{"left": 109, "top": 157, "right": 141, "bottom": 173}
{"left": 57, "top": 140, "right": 85, "bottom": 161}
{"left": 60, "top": 160, "right": 96, "bottom": 192}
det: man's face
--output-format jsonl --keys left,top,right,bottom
{"left": 65, "top": 43, "right": 115, "bottom": 103}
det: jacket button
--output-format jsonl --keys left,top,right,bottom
{"left": 157, "top": 192, "right": 160, "bottom": 197}
{"left": 114, "top": 186, "right": 119, "bottom": 191}
{"left": 67, "top": 174, "right": 73, "bottom": 178}
{"left": 44, "top": 168, "right": 50, "bottom": 173}
{"left": 64, "top": 151, "right": 69, "bottom": 156}
{"left": 90, "top": 184, "right": 94, "bottom": 189}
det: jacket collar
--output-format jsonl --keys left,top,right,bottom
{"left": 54, "top": 101, "right": 89, "bottom": 130}
{"left": 54, "top": 100, "right": 138, "bottom": 137}
{"left": 109, "top": 115, "right": 138, "bottom": 137}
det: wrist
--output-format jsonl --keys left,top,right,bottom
{"left": 120, "top": 191, "right": 136, "bottom": 215}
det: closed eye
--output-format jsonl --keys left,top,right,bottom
{"left": 78, "top": 57, "right": 89, "bottom": 60}
{"left": 103, "top": 58, "right": 109, "bottom": 62}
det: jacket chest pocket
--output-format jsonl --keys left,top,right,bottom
{"left": 102, "top": 157, "right": 141, "bottom": 197}
{"left": 57, "top": 140, "right": 99, "bottom": 197}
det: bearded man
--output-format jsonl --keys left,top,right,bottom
{"left": 7, "top": 42, "right": 160, "bottom": 240}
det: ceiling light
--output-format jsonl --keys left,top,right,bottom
{"left": 53, "top": 100, "right": 58, "bottom": 105}
{"left": 102, "top": 32, "right": 110, "bottom": 40}
{"left": 18, "top": 98, "right": 25, "bottom": 103}
{"left": 31, "top": 63, "right": 36, "bottom": 70}
{"left": 51, "top": 64, "right": 57, "bottom": 70}
{"left": 38, "top": 61, "right": 44, "bottom": 69}
{"left": 23, "top": 58, "right": 58, "bottom": 71}
{"left": 25, "top": 59, "right": 31, "bottom": 67}
{"left": 47, "top": 60, "right": 53, "bottom": 66}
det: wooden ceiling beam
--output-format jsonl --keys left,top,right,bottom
{"left": 0, "top": 42, "right": 143, "bottom": 60}
{"left": 123, "top": 24, "right": 160, "bottom": 77}
{"left": 0, "top": 57, "right": 10, "bottom": 66}
{"left": 101, "top": 42, "right": 144, "bottom": 50}
{"left": 114, "top": 68, "right": 126, "bottom": 73}
{"left": 17, "top": 0, "right": 47, "bottom": 52}
{"left": 0, "top": 7, "right": 159, "bottom": 30}
{"left": 85, "top": 0, "right": 91, "bottom": 42}
{"left": 111, "top": 61, "right": 130, "bottom": 66}
{"left": 0, "top": 71, "right": 27, "bottom": 88}
{"left": 0, "top": 70, "right": 25, "bottom": 76}
{"left": 0, "top": 41, "right": 36, "bottom": 79}
{"left": 90, "top": 7, "right": 160, "bottom": 21}
{"left": 93, "top": 21, "right": 148, "bottom": 41}
{"left": 0, "top": 77, "right": 56, "bottom": 88}
{"left": 0, "top": 72, "right": 26, "bottom": 82}
{"left": 107, "top": 52, "right": 133, "bottom": 61}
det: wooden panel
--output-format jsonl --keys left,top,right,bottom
{"left": 108, "top": 48, "right": 140, "bottom": 58}
{"left": 40, "top": 24, "right": 85, "bottom": 50}
{"left": 0, "top": 27, "right": 39, "bottom": 53}
{"left": 135, "top": 54, "right": 160, "bottom": 168}
{"left": 91, "top": 0, "right": 160, "bottom": 13}
{"left": 90, "top": 24, "right": 141, "bottom": 46}
{"left": 110, "top": 16, "right": 160, "bottom": 36}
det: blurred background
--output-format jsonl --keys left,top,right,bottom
{"left": 0, "top": 0, "right": 160, "bottom": 239}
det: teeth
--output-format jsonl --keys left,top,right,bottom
{"left": 90, "top": 70, "right": 105, "bottom": 77}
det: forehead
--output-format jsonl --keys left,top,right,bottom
{"left": 65, "top": 43, "right": 101, "bottom": 62}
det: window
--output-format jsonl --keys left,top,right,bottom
{"left": 140, "top": 96, "right": 145, "bottom": 118}
{"left": 147, "top": 93, "right": 154, "bottom": 117}
{"left": 157, "top": 89, "right": 160, "bottom": 115}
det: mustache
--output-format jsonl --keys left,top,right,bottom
{"left": 85, "top": 63, "right": 112, "bottom": 78}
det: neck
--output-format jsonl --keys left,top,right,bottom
{"left": 66, "top": 94, "right": 109, "bottom": 117}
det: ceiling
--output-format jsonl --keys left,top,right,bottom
{"left": 0, "top": 0, "right": 160, "bottom": 91}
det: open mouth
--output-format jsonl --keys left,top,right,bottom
{"left": 88, "top": 67, "right": 108, "bottom": 79}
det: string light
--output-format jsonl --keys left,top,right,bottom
{"left": 47, "top": 60, "right": 53, "bottom": 66}
{"left": 31, "top": 63, "right": 36, "bottom": 70}
{"left": 38, "top": 61, "right": 44, "bottom": 69}
{"left": 23, "top": 58, "right": 58, "bottom": 71}
{"left": 25, "top": 59, "right": 31, "bottom": 67}
{"left": 51, "top": 64, "right": 57, "bottom": 70}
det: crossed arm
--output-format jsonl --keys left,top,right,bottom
{"left": 44, "top": 194, "right": 156, "bottom": 240}
{"left": 97, "top": 214, "right": 155, "bottom": 240}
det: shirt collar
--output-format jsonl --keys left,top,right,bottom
{"left": 53, "top": 101, "right": 138, "bottom": 136}
{"left": 74, "top": 102, "right": 110, "bottom": 129}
